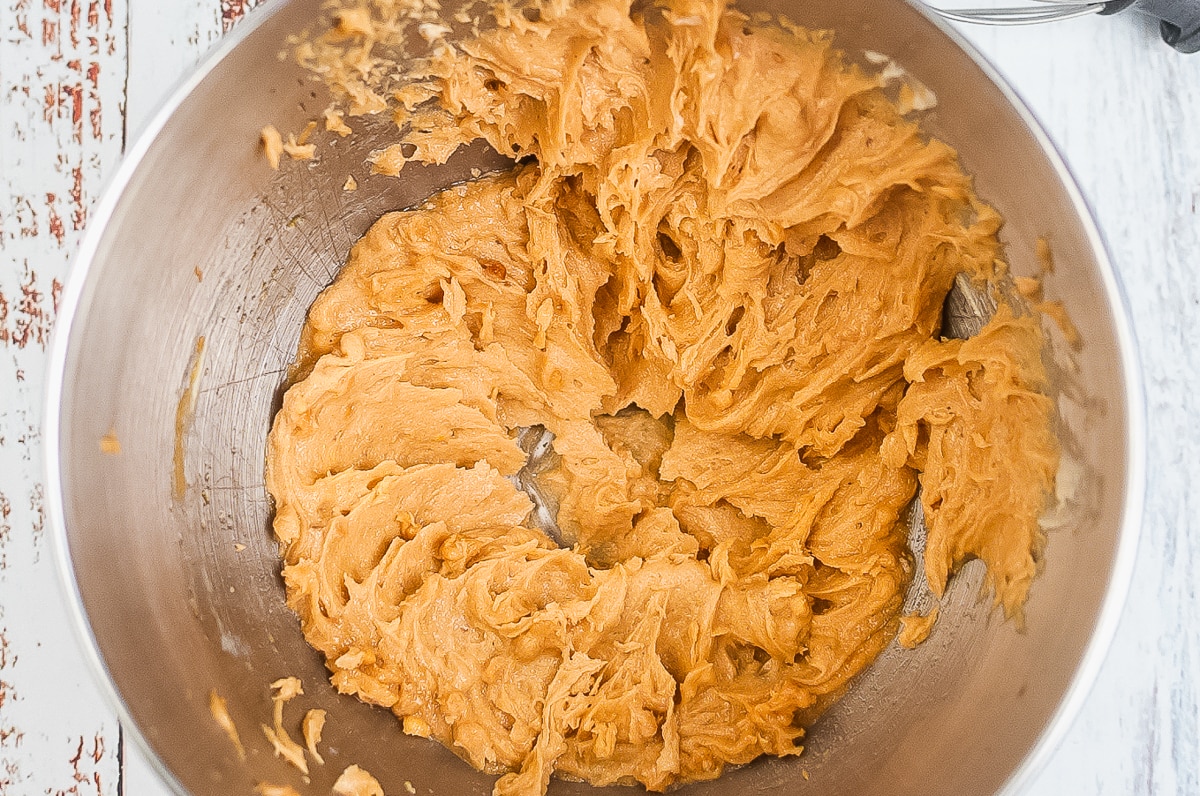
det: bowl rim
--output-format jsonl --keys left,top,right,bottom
{"left": 41, "top": 1, "right": 1147, "bottom": 794}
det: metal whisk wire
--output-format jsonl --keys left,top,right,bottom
{"left": 927, "top": 0, "right": 1109, "bottom": 25}
{"left": 922, "top": 0, "right": 1200, "bottom": 51}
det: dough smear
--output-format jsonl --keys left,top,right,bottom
{"left": 266, "top": 0, "right": 1060, "bottom": 793}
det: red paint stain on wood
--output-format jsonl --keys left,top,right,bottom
{"left": 17, "top": 197, "right": 39, "bottom": 238}
{"left": 87, "top": 60, "right": 102, "bottom": 139}
{"left": 69, "top": 0, "right": 81, "bottom": 47}
{"left": 42, "top": 0, "right": 63, "bottom": 54}
{"left": 42, "top": 17, "right": 58, "bottom": 49}
{"left": 90, "top": 736, "right": 104, "bottom": 764}
{"left": 46, "top": 193, "right": 66, "bottom": 245}
{"left": 29, "top": 484, "right": 45, "bottom": 542}
{"left": 13, "top": 0, "right": 31, "bottom": 38}
{"left": 70, "top": 166, "right": 85, "bottom": 229}
{"left": 63, "top": 61, "right": 84, "bottom": 142}
{"left": 52, "top": 734, "right": 106, "bottom": 796}
{"left": 42, "top": 83, "right": 57, "bottom": 123}
{"left": 0, "top": 492, "right": 10, "bottom": 571}
{"left": 17, "top": 274, "right": 49, "bottom": 347}
{"left": 0, "top": 269, "right": 54, "bottom": 350}
{"left": 69, "top": 82, "right": 84, "bottom": 140}
{"left": 221, "top": 0, "right": 262, "bottom": 33}
{"left": 89, "top": 100, "right": 101, "bottom": 139}
{"left": 0, "top": 680, "right": 23, "bottom": 787}
{"left": 32, "top": 9, "right": 108, "bottom": 141}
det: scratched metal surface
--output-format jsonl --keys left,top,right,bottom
{"left": 0, "top": 1, "right": 1197, "bottom": 794}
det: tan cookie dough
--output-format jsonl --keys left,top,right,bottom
{"left": 266, "top": 1, "right": 1059, "bottom": 794}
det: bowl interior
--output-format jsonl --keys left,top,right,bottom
{"left": 51, "top": 0, "right": 1138, "bottom": 794}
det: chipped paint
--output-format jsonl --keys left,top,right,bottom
{"left": 0, "top": 267, "right": 60, "bottom": 350}
{"left": 1, "top": 0, "right": 127, "bottom": 790}
{"left": 221, "top": 0, "right": 251, "bottom": 32}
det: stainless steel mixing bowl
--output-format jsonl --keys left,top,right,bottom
{"left": 44, "top": 0, "right": 1145, "bottom": 794}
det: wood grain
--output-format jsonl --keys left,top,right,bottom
{"left": 2, "top": 3, "right": 1197, "bottom": 795}
{"left": 0, "top": 0, "right": 128, "bottom": 792}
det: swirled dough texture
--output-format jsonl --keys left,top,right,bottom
{"left": 266, "top": 0, "right": 1060, "bottom": 793}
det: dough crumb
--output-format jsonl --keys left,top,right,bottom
{"left": 897, "top": 79, "right": 937, "bottom": 114}
{"left": 325, "top": 108, "right": 353, "bottom": 137}
{"left": 344, "top": 175, "right": 359, "bottom": 191}
{"left": 264, "top": 677, "right": 309, "bottom": 775}
{"left": 368, "top": 143, "right": 407, "bottom": 176}
{"left": 333, "top": 6, "right": 373, "bottom": 36}
{"left": 1035, "top": 300, "right": 1082, "bottom": 349}
{"left": 869, "top": 51, "right": 937, "bottom": 113}
{"left": 333, "top": 764, "right": 386, "bottom": 796}
{"left": 898, "top": 606, "right": 941, "bottom": 649}
{"left": 404, "top": 782, "right": 416, "bottom": 795}
{"left": 194, "top": 265, "right": 204, "bottom": 282}
{"left": 1037, "top": 236, "right": 1056, "bottom": 273}
{"left": 418, "top": 22, "right": 451, "bottom": 43}
{"left": 303, "top": 708, "right": 327, "bottom": 765}
{"left": 1015, "top": 275, "right": 1043, "bottom": 302}
{"left": 262, "top": 725, "right": 309, "bottom": 776}
{"left": 402, "top": 715, "right": 430, "bottom": 738}
{"left": 272, "top": 676, "right": 304, "bottom": 705}
{"left": 256, "top": 785, "right": 302, "bottom": 796}
{"left": 296, "top": 121, "right": 318, "bottom": 146}
{"left": 283, "top": 133, "right": 317, "bottom": 161}
{"left": 234, "top": 543, "right": 247, "bottom": 552}
{"left": 173, "top": 335, "right": 206, "bottom": 500}
{"left": 208, "top": 690, "right": 245, "bottom": 760}
{"left": 1001, "top": 265, "right": 1080, "bottom": 349}
{"left": 260, "top": 125, "right": 284, "bottom": 170}
{"left": 99, "top": 429, "right": 121, "bottom": 455}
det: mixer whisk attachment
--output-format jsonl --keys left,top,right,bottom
{"left": 923, "top": 0, "right": 1200, "bottom": 51}
{"left": 931, "top": 0, "right": 1108, "bottom": 26}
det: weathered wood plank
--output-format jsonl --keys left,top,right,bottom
{"left": 0, "top": 0, "right": 129, "bottom": 793}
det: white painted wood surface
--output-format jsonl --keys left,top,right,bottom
{"left": 1, "top": 2, "right": 1197, "bottom": 794}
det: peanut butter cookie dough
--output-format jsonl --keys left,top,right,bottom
{"left": 265, "top": 1, "right": 1060, "bottom": 794}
